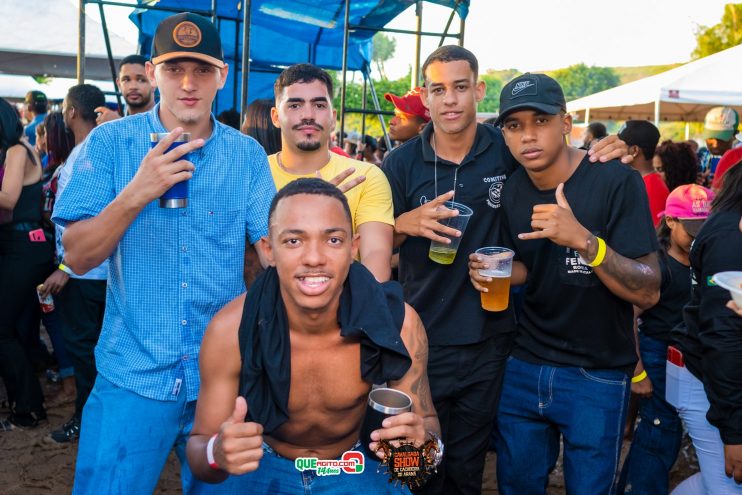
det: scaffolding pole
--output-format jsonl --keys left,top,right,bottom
{"left": 439, "top": 0, "right": 462, "bottom": 47}
{"left": 412, "top": 1, "right": 422, "bottom": 89}
{"left": 240, "top": 0, "right": 253, "bottom": 125}
{"left": 339, "top": 0, "right": 351, "bottom": 147}
{"left": 361, "top": 75, "right": 367, "bottom": 139}
{"left": 96, "top": 1, "right": 124, "bottom": 113}
{"left": 367, "top": 76, "right": 391, "bottom": 152}
{"left": 77, "top": 0, "right": 85, "bottom": 83}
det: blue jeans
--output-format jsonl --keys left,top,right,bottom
{"left": 192, "top": 441, "right": 411, "bottom": 494}
{"left": 619, "top": 334, "right": 682, "bottom": 494}
{"left": 41, "top": 305, "right": 74, "bottom": 379}
{"left": 495, "top": 357, "right": 630, "bottom": 495}
{"left": 73, "top": 375, "right": 196, "bottom": 494}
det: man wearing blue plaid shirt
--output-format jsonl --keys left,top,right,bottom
{"left": 52, "top": 12, "right": 276, "bottom": 494}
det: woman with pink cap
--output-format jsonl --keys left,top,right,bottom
{"left": 669, "top": 163, "right": 742, "bottom": 494}
{"left": 620, "top": 183, "right": 714, "bottom": 494}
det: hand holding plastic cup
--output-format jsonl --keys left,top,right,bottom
{"left": 476, "top": 247, "right": 515, "bottom": 311}
{"left": 428, "top": 201, "right": 473, "bottom": 265}
{"left": 360, "top": 387, "right": 412, "bottom": 458}
{"left": 151, "top": 132, "right": 191, "bottom": 208}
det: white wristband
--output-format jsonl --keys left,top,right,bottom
{"left": 206, "top": 433, "right": 220, "bottom": 470}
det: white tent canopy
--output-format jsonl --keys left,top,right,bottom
{"left": 567, "top": 44, "right": 742, "bottom": 123}
{"left": 0, "top": 74, "right": 116, "bottom": 101}
{"left": 0, "top": 0, "right": 136, "bottom": 80}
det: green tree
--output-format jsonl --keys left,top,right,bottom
{"left": 692, "top": 4, "right": 742, "bottom": 59}
{"left": 478, "top": 73, "right": 504, "bottom": 113}
{"left": 331, "top": 72, "right": 411, "bottom": 137}
{"left": 548, "top": 64, "right": 620, "bottom": 101}
{"left": 372, "top": 33, "right": 396, "bottom": 80}
{"left": 477, "top": 69, "right": 522, "bottom": 113}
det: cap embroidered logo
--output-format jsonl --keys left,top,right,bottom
{"left": 512, "top": 80, "right": 536, "bottom": 97}
{"left": 173, "top": 21, "right": 202, "bottom": 48}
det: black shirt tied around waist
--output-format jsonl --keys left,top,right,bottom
{"left": 237, "top": 263, "right": 412, "bottom": 434}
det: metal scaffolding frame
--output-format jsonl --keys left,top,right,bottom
{"left": 76, "top": 0, "right": 466, "bottom": 131}
{"left": 339, "top": 0, "right": 466, "bottom": 149}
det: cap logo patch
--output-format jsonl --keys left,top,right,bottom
{"left": 173, "top": 21, "right": 201, "bottom": 48}
{"left": 512, "top": 80, "right": 537, "bottom": 97}
{"left": 691, "top": 198, "right": 710, "bottom": 214}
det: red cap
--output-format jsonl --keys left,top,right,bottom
{"left": 661, "top": 184, "right": 715, "bottom": 236}
{"left": 384, "top": 87, "right": 430, "bottom": 122}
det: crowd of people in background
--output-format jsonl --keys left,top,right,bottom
{"left": 0, "top": 10, "right": 741, "bottom": 495}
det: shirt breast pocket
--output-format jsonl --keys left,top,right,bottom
{"left": 194, "top": 207, "right": 243, "bottom": 252}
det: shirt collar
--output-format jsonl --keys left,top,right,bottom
{"left": 421, "top": 122, "right": 494, "bottom": 166}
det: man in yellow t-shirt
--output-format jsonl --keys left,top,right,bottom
{"left": 269, "top": 64, "right": 394, "bottom": 281}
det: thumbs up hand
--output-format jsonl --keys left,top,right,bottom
{"left": 517, "top": 183, "right": 592, "bottom": 252}
{"left": 214, "top": 396, "right": 264, "bottom": 475}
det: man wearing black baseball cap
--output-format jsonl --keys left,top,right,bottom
{"left": 470, "top": 73, "right": 661, "bottom": 493}
{"left": 383, "top": 44, "right": 634, "bottom": 494}
{"left": 23, "top": 90, "right": 48, "bottom": 146}
{"left": 618, "top": 120, "right": 667, "bottom": 226}
{"left": 53, "top": 12, "right": 276, "bottom": 493}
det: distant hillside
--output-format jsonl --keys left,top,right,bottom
{"left": 484, "top": 63, "right": 684, "bottom": 86}
{"left": 612, "top": 63, "right": 683, "bottom": 84}
{"left": 478, "top": 64, "right": 682, "bottom": 112}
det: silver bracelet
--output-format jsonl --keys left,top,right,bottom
{"left": 426, "top": 430, "right": 444, "bottom": 468}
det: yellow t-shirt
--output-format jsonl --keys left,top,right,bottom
{"left": 267, "top": 152, "right": 394, "bottom": 232}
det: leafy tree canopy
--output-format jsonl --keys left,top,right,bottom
{"left": 548, "top": 63, "right": 620, "bottom": 101}
{"left": 693, "top": 4, "right": 742, "bottom": 59}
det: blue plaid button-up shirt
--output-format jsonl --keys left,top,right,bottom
{"left": 52, "top": 106, "right": 275, "bottom": 401}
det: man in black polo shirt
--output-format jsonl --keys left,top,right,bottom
{"left": 382, "top": 46, "right": 632, "bottom": 495}
{"left": 472, "top": 73, "right": 660, "bottom": 494}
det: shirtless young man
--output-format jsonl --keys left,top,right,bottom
{"left": 186, "top": 178, "right": 441, "bottom": 493}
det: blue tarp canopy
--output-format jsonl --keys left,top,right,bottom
{"left": 130, "top": 0, "right": 469, "bottom": 113}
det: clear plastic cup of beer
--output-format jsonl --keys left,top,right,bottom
{"left": 428, "top": 201, "right": 474, "bottom": 265}
{"left": 476, "top": 247, "right": 515, "bottom": 311}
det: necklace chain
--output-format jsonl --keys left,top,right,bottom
{"left": 276, "top": 151, "right": 291, "bottom": 174}
{"left": 432, "top": 133, "right": 457, "bottom": 203}
{"left": 276, "top": 151, "right": 332, "bottom": 175}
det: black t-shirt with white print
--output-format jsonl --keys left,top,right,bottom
{"left": 500, "top": 156, "right": 659, "bottom": 373}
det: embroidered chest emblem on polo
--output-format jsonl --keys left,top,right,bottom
{"left": 488, "top": 182, "right": 503, "bottom": 208}
{"left": 173, "top": 21, "right": 201, "bottom": 48}
{"left": 483, "top": 174, "right": 506, "bottom": 208}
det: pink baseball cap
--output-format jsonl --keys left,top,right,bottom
{"left": 384, "top": 87, "right": 431, "bottom": 122}
{"left": 662, "top": 184, "right": 715, "bottom": 236}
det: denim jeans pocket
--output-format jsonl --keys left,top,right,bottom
{"left": 579, "top": 368, "right": 627, "bottom": 386}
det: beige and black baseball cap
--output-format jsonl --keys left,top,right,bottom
{"left": 151, "top": 12, "right": 225, "bottom": 68}
{"left": 703, "top": 106, "right": 739, "bottom": 141}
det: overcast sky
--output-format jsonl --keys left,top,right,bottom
{"left": 84, "top": 0, "right": 734, "bottom": 78}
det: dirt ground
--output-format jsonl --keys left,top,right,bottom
{"left": 1, "top": 375, "right": 700, "bottom": 495}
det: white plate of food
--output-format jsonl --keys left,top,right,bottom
{"left": 712, "top": 271, "right": 742, "bottom": 307}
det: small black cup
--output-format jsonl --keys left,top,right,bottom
{"left": 360, "top": 387, "right": 412, "bottom": 459}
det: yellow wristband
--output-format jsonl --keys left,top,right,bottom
{"left": 585, "top": 236, "right": 607, "bottom": 267}
{"left": 631, "top": 370, "right": 648, "bottom": 383}
{"left": 58, "top": 263, "right": 73, "bottom": 275}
